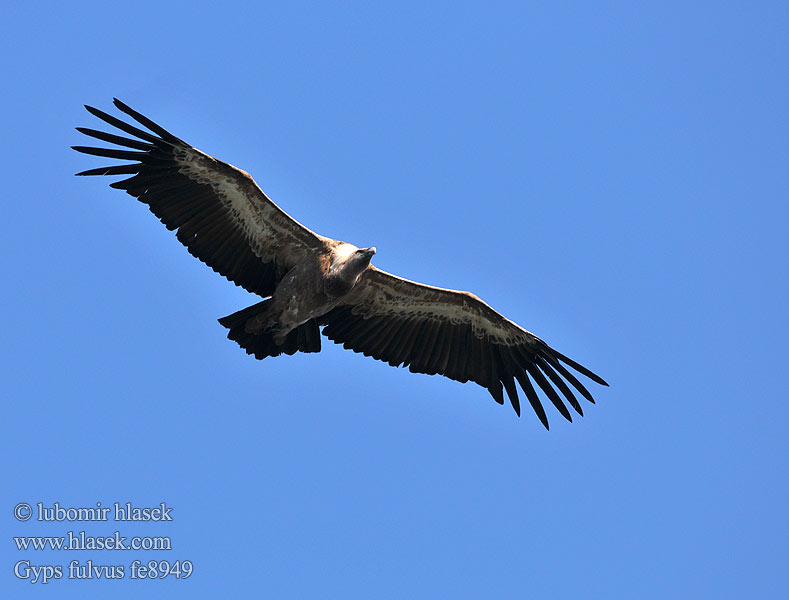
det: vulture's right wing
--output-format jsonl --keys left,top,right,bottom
{"left": 73, "top": 99, "right": 327, "bottom": 297}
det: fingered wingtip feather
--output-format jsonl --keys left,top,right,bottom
{"left": 527, "top": 363, "right": 573, "bottom": 423}
{"left": 488, "top": 383, "right": 505, "bottom": 406}
{"left": 503, "top": 378, "right": 521, "bottom": 417}
{"left": 543, "top": 353, "right": 597, "bottom": 405}
{"left": 71, "top": 145, "right": 100, "bottom": 155}
{"left": 513, "top": 370, "right": 550, "bottom": 430}
{"left": 80, "top": 102, "right": 163, "bottom": 144}
{"left": 111, "top": 98, "right": 181, "bottom": 143}
{"left": 536, "top": 356, "right": 584, "bottom": 416}
{"left": 74, "top": 169, "right": 102, "bottom": 176}
{"left": 553, "top": 348, "right": 609, "bottom": 387}
{"left": 75, "top": 126, "right": 154, "bottom": 151}
{"left": 74, "top": 164, "right": 140, "bottom": 176}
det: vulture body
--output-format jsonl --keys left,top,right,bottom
{"left": 74, "top": 99, "right": 608, "bottom": 428}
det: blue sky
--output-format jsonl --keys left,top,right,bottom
{"left": 2, "top": 1, "right": 787, "bottom": 598}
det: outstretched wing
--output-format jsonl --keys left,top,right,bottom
{"left": 73, "top": 98, "right": 327, "bottom": 296}
{"left": 322, "top": 267, "right": 608, "bottom": 428}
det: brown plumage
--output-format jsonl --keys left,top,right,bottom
{"left": 74, "top": 99, "right": 608, "bottom": 429}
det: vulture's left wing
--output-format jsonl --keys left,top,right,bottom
{"left": 322, "top": 267, "right": 608, "bottom": 428}
{"left": 73, "top": 99, "right": 327, "bottom": 297}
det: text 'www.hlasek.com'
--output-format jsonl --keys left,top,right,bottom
{"left": 12, "top": 501, "right": 192, "bottom": 584}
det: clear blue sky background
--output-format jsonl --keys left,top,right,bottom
{"left": 2, "top": 2, "right": 787, "bottom": 598}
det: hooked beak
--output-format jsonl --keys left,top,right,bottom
{"left": 357, "top": 247, "right": 376, "bottom": 267}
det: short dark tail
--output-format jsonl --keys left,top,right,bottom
{"left": 218, "top": 300, "right": 322, "bottom": 360}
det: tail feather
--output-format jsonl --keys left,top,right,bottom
{"left": 218, "top": 300, "right": 322, "bottom": 360}
{"left": 217, "top": 299, "right": 270, "bottom": 330}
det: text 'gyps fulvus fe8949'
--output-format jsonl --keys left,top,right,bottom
{"left": 74, "top": 99, "right": 608, "bottom": 429}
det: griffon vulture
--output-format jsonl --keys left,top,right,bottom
{"left": 73, "top": 99, "right": 608, "bottom": 428}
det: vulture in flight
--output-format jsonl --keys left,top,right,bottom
{"left": 74, "top": 99, "right": 608, "bottom": 428}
